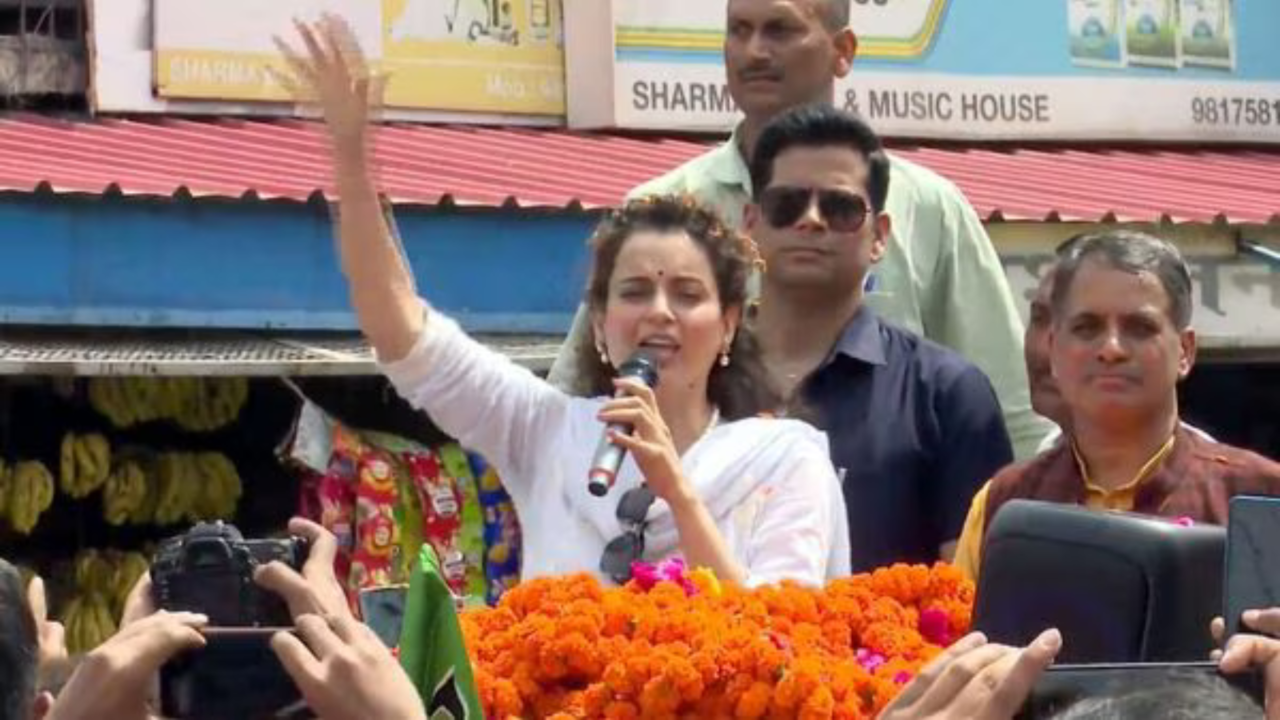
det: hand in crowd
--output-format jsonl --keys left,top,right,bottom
{"left": 44, "top": 610, "right": 208, "bottom": 720}
{"left": 255, "top": 517, "right": 356, "bottom": 621}
{"left": 43, "top": 517, "right": 425, "bottom": 720}
{"left": 1218, "top": 631, "right": 1280, "bottom": 720}
{"left": 27, "top": 575, "right": 68, "bottom": 679}
{"left": 1213, "top": 607, "right": 1280, "bottom": 648}
{"left": 272, "top": 612, "right": 426, "bottom": 720}
{"left": 257, "top": 518, "right": 427, "bottom": 720}
{"left": 876, "top": 629, "right": 1063, "bottom": 720}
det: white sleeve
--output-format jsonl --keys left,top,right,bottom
{"left": 743, "top": 445, "right": 849, "bottom": 588}
{"left": 378, "top": 308, "right": 570, "bottom": 497}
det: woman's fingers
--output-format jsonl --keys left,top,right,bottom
{"left": 612, "top": 377, "right": 657, "bottom": 403}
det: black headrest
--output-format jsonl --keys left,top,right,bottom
{"left": 972, "top": 499, "right": 1224, "bottom": 663}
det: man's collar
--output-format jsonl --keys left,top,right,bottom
{"left": 830, "top": 305, "right": 887, "bottom": 367}
{"left": 706, "top": 125, "right": 753, "bottom": 192}
{"left": 1069, "top": 425, "right": 1179, "bottom": 494}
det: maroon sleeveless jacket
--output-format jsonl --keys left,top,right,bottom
{"left": 983, "top": 425, "right": 1280, "bottom": 534}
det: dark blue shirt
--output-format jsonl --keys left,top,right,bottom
{"left": 800, "top": 307, "right": 1013, "bottom": 572}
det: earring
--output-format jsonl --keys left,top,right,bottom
{"left": 719, "top": 351, "right": 731, "bottom": 367}
{"left": 598, "top": 346, "right": 609, "bottom": 365}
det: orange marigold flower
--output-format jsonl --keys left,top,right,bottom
{"left": 800, "top": 685, "right": 837, "bottom": 720}
{"left": 734, "top": 680, "right": 773, "bottom": 719}
{"left": 459, "top": 563, "right": 971, "bottom": 719}
{"left": 603, "top": 701, "right": 641, "bottom": 720}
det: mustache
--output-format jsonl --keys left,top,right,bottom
{"left": 738, "top": 62, "right": 783, "bottom": 81}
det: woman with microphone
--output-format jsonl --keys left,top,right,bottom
{"left": 277, "top": 16, "right": 849, "bottom": 588}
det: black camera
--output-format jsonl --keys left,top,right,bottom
{"left": 151, "top": 521, "right": 309, "bottom": 627}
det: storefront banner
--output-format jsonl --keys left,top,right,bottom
{"left": 153, "top": 0, "right": 566, "bottom": 116}
{"left": 565, "top": 0, "right": 1280, "bottom": 142}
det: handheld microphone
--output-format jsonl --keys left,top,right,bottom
{"left": 587, "top": 350, "right": 660, "bottom": 497}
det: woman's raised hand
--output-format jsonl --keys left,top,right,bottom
{"left": 275, "top": 14, "right": 385, "bottom": 159}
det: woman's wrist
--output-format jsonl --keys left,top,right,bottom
{"left": 331, "top": 135, "right": 371, "bottom": 172}
{"left": 662, "top": 476, "right": 701, "bottom": 515}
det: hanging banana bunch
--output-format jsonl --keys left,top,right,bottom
{"left": 61, "top": 548, "right": 150, "bottom": 653}
{"left": 9, "top": 461, "right": 55, "bottom": 534}
{"left": 64, "top": 551, "right": 118, "bottom": 654}
{"left": 102, "top": 455, "right": 150, "bottom": 527}
{"left": 90, "top": 377, "right": 249, "bottom": 432}
{"left": 59, "top": 432, "right": 112, "bottom": 499}
{"left": 192, "top": 451, "right": 243, "bottom": 521}
{"left": 173, "top": 378, "right": 250, "bottom": 432}
{"left": 107, "top": 551, "right": 150, "bottom": 619}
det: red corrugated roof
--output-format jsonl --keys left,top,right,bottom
{"left": 0, "top": 114, "right": 1276, "bottom": 224}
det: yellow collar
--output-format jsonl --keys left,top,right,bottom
{"left": 1071, "top": 433, "right": 1177, "bottom": 495}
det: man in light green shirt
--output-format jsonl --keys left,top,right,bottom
{"left": 548, "top": 0, "right": 1050, "bottom": 459}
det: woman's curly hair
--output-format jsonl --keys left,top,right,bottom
{"left": 571, "top": 194, "right": 780, "bottom": 421}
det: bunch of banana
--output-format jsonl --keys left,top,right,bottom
{"left": 192, "top": 452, "right": 243, "bottom": 521}
{"left": 89, "top": 378, "right": 141, "bottom": 428}
{"left": 62, "top": 594, "right": 117, "bottom": 654}
{"left": 91, "top": 377, "right": 179, "bottom": 428}
{"left": 153, "top": 453, "right": 196, "bottom": 526}
{"left": 174, "top": 378, "right": 250, "bottom": 433}
{"left": 90, "top": 377, "right": 248, "bottom": 432}
{"left": 74, "top": 550, "right": 115, "bottom": 594}
{"left": 102, "top": 458, "right": 149, "bottom": 526}
{"left": 106, "top": 551, "right": 150, "bottom": 618}
{"left": 59, "top": 432, "right": 112, "bottom": 499}
{"left": 8, "top": 461, "right": 54, "bottom": 534}
{"left": 61, "top": 549, "right": 150, "bottom": 652}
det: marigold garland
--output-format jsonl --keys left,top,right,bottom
{"left": 459, "top": 563, "right": 973, "bottom": 719}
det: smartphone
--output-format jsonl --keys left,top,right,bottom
{"left": 160, "top": 628, "right": 313, "bottom": 720}
{"left": 1018, "top": 662, "right": 1264, "bottom": 719}
{"left": 1223, "top": 495, "right": 1280, "bottom": 640}
{"left": 358, "top": 585, "right": 408, "bottom": 649}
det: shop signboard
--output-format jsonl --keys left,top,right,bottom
{"left": 565, "top": 0, "right": 1280, "bottom": 142}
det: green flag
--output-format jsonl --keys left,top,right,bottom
{"left": 398, "top": 544, "right": 484, "bottom": 720}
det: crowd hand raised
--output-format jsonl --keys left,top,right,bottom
{"left": 272, "top": 613, "right": 426, "bottom": 720}
{"left": 44, "top": 611, "right": 207, "bottom": 720}
{"left": 1214, "top": 608, "right": 1280, "bottom": 644}
{"left": 274, "top": 13, "right": 385, "bottom": 158}
{"left": 28, "top": 575, "right": 67, "bottom": 676}
{"left": 597, "top": 377, "right": 690, "bottom": 505}
{"left": 877, "top": 629, "right": 1063, "bottom": 720}
{"left": 255, "top": 517, "right": 355, "bottom": 621}
{"left": 1219, "top": 632, "right": 1280, "bottom": 720}
{"left": 1210, "top": 608, "right": 1280, "bottom": 663}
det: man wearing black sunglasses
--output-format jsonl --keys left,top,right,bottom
{"left": 549, "top": 0, "right": 1052, "bottom": 464}
{"left": 745, "top": 104, "right": 1014, "bottom": 573}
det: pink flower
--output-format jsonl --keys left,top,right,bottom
{"left": 919, "top": 608, "right": 953, "bottom": 646}
{"left": 856, "top": 648, "right": 887, "bottom": 673}
{"left": 631, "top": 558, "right": 698, "bottom": 596}
{"left": 767, "top": 630, "right": 794, "bottom": 655}
{"left": 893, "top": 671, "right": 912, "bottom": 685}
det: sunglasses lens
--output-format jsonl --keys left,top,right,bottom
{"left": 760, "top": 187, "right": 812, "bottom": 229}
{"left": 818, "top": 191, "right": 869, "bottom": 232}
{"left": 616, "top": 486, "right": 655, "bottom": 524}
{"left": 600, "top": 533, "right": 643, "bottom": 584}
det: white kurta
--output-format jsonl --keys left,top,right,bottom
{"left": 380, "top": 310, "right": 852, "bottom": 587}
